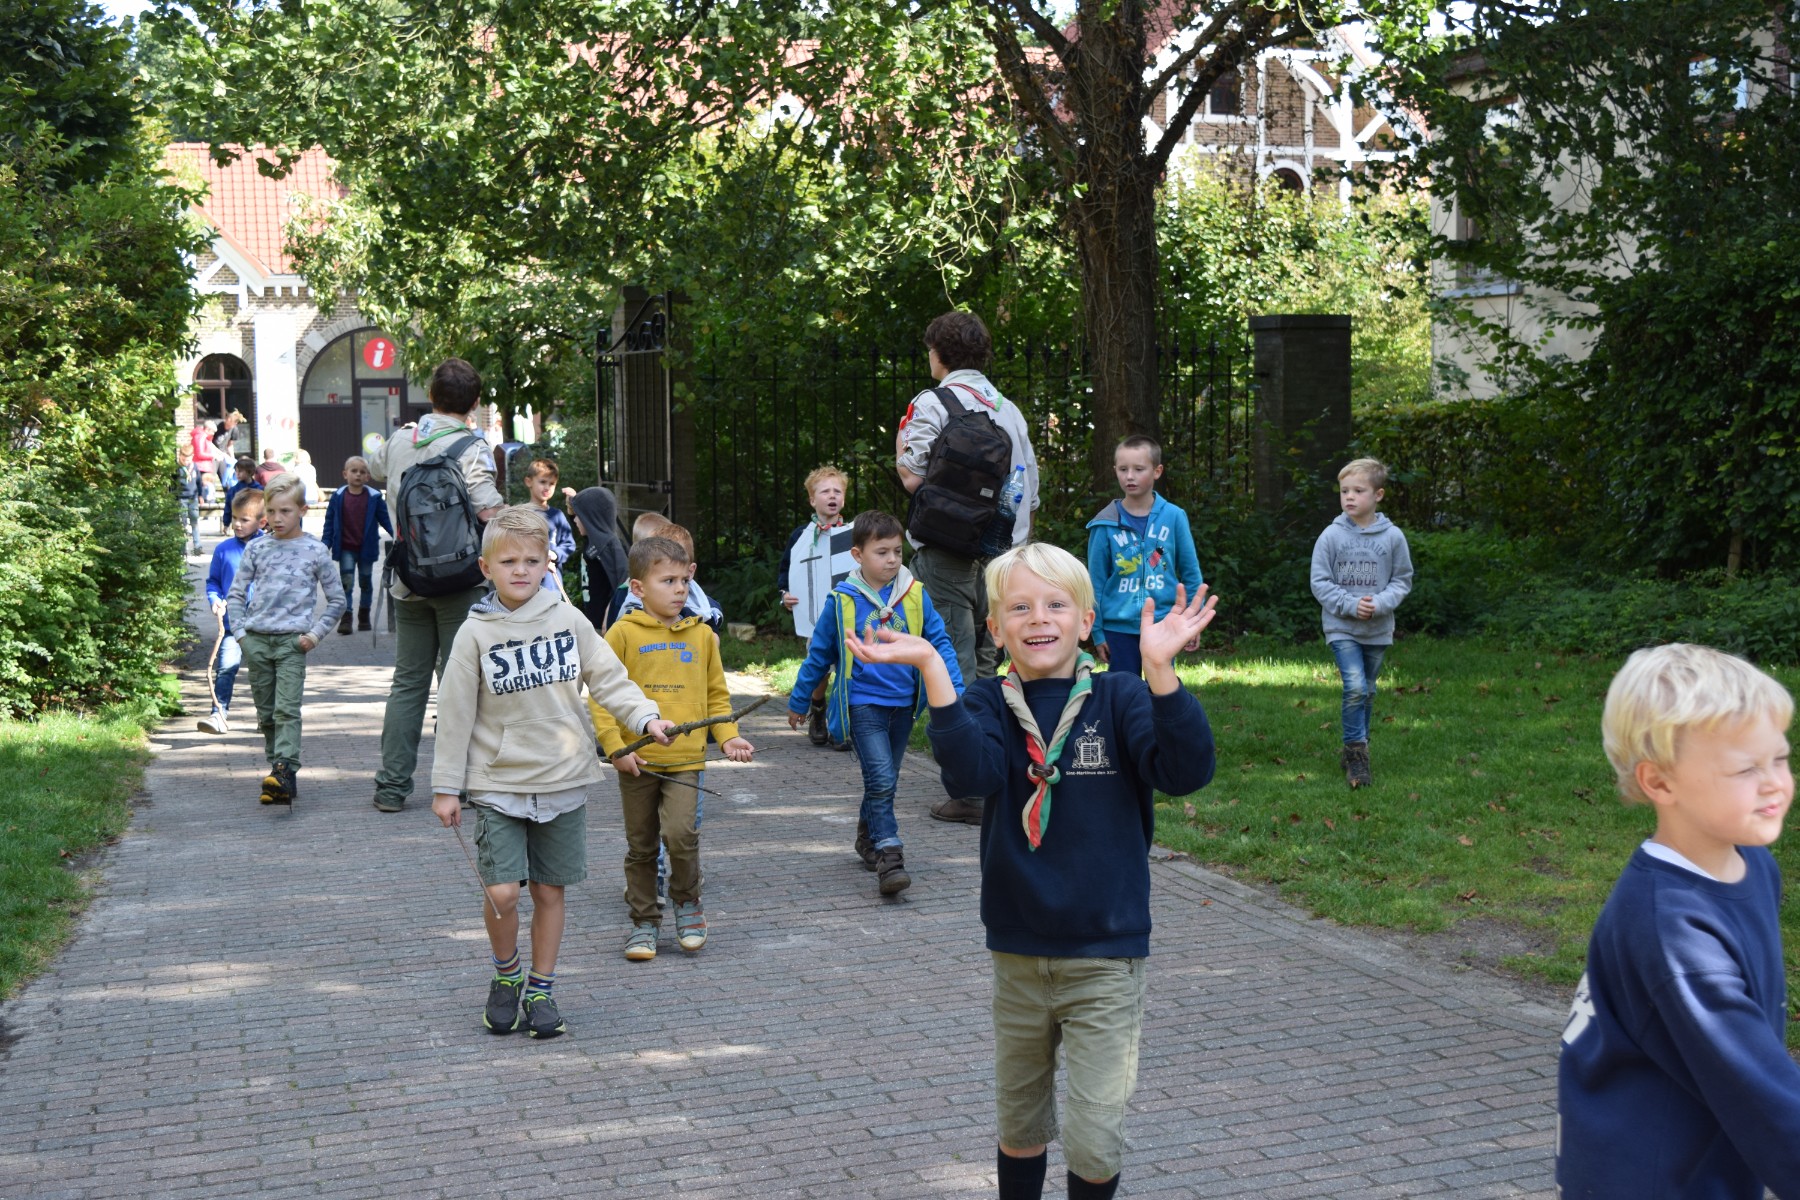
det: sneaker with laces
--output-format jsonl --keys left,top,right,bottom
{"left": 259, "top": 762, "right": 296, "bottom": 806}
{"left": 521, "top": 991, "right": 566, "bottom": 1039}
{"left": 876, "top": 848, "right": 911, "bottom": 895}
{"left": 624, "top": 923, "right": 658, "bottom": 961}
{"left": 483, "top": 976, "right": 522, "bottom": 1034}
{"left": 675, "top": 900, "right": 707, "bottom": 952}
{"left": 196, "top": 708, "right": 229, "bottom": 735}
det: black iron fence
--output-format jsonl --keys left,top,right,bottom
{"left": 683, "top": 331, "right": 1255, "bottom": 570}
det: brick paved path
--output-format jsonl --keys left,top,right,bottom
{"left": 0, "top": 549, "right": 1562, "bottom": 1198}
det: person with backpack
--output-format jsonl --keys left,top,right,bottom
{"left": 895, "top": 310, "right": 1039, "bottom": 825}
{"left": 368, "top": 357, "right": 505, "bottom": 814}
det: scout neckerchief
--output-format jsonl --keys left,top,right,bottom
{"left": 842, "top": 567, "right": 915, "bottom": 636}
{"left": 809, "top": 514, "right": 844, "bottom": 549}
{"left": 999, "top": 653, "right": 1096, "bottom": 850}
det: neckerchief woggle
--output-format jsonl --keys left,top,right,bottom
{"left": 999, "top": 652, "right": 1096, "bottom": 850}
{"left": 842, "top": 567, "right": 915, "bottom": 636}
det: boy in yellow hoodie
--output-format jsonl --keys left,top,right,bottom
{"left": 591, "top": 536, "right": 754, "bottom": 962}
{"left": 432, "top": 507, "right": 675, "bottom": 1039}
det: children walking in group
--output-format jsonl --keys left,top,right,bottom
{"left": 320, "top": 455, "right": 392, "bottom": 635}
{"left": 1309, "top": 457, "right": 1413, "bottom": 789}
{"left": 1557, "top": 644, "right": 1800, "bottom": 1199}
{"left": 787, "top": 510, "right": 962, "bottom": 894}
{"left": 430, "top": 506, "right": 676, "bottom": 1039}
{"left": 521, "top": 458, "right": 577, "bottom": 590}
{"left": 591, "top": 535, "right": 753, "bottom": 962}
{"left": 223, "top": 475, "right": 345, "bottom": 805}
{"left": 779, "top": 464, "right": 854, "bottom": 747}
{"left": 1084, "top": 435, "right": 1203, "bottom": 678}
{"left": 198, "top": 489, "right": 265, "bottom": 736}
{"left": 845, "top": 542, "right": 1217, "bottom": 1200}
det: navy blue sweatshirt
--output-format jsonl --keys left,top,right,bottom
{"left": 928, "top": 672, "right": 1215, "bottom": 958}
{"left": 1557, "top": 846, "right": 1800, "bottom": 1200}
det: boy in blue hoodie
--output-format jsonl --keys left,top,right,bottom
{"left": 1085, "top": 435, "right": 1203, "bottom": 678}
{"left": 1309, "top": 457, "right": 1413, "bottom": 790}
{"left": 198, "top": 489, "right": 265, "bottom": 735}
{"left": 846, "top": 542, "right": 1216, "bottom": 1200}
{"left": 787, "top": 510, "right": 962, "bottom": 895}
{"left": 320, "top": 456, "right": 392, "bottom": 635}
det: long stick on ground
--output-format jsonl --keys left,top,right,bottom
{"left": 453, "top": 824, "right": 503, "bottom": 921}
{"left": 207, "top": 609, "right": 225, "bottom": 713}
{"left": 612, "top": 694, "right": 772, "bottom": 759}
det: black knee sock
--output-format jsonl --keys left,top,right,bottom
{"left": 996, "top": 1147, "right": 1047, "bottom": 1200}
{"left": 1066, "top": 1171, "right": 1119, "bottom": 1200}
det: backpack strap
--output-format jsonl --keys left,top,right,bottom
{"left": 426, "top": 431, "right": 481, "bottom": 463}
{"left": 933, "top": 385, "right": 975, "bottom": 417}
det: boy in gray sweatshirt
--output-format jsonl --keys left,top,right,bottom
{"left": 1309, "top": 458, "right": 1413, "bottom": 789}
{"left": 225, "top": 474, "right": 346, "bottom": 806}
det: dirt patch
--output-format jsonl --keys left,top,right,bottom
{"left": 1371, "top": 918, "right": 1570, "bottom": 1011}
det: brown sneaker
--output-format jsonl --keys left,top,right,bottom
{"left": 1341, "top": 742, "right": 1372, "bottom": 789}
{"left": 928, "top": 797, "right": 984, "bottom": 825}
{"left": 876, "top": 848, "right": 911, "bottom": 895}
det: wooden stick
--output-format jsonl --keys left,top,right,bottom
{"left": 644, "top": 770, "right": 723, "bottom": 798}
{"left": 613, "top": 694, "right": 772, "bottom": 759}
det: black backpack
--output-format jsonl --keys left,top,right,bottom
{"left": 390, "top": 431, "right": 486, "bottom": 596}
{"left": 906, "top": 385, "right": 1014, "bottom": 558}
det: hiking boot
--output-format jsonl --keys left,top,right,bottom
{"left": 372, "top": 793, "right": 405, "bottom": 813}
{"left": 929, "top": 797, "right": 984, "bottom": 825}
{"left": 876, "top": 848, "right": 911, "bottom": 895}
{"left": 259, "top": 762, "right": 296, "bottom": 806}
{"left": 336, "top": 611, "right": 352, "bottom": 636}
{"left": 624, "top": 923, "right": 659, "bottom": 962}
{"left": 357, "top": 610, "right": 372, "bottom": 632}
{"left": 807, "top": 700, "right": 829, "bottom": 746}
{"left": 1342, "top": 741, "right": 1372, "bottom": 790}
{"left": 521, "top": 991, "right": 566, "bottom": 1039}
{"left": 854, "top": 820, "right": 878, "bottom": 871}
{"left": 483, "top": 976, "right": 522, "bottom": 1034}
{"left": 675, "top": 900, "right": 707, "bottom": 952}
{"left": 196, "top": 708, "right": 229, "bottom": 735}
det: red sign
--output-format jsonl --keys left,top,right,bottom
{"left": 362, "top": 336, "right": 397, "bottom": 370}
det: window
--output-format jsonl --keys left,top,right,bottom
{"left": 1207, "top": 71, "right": 1240, "bottom": 118}
{"left": 193, "top": 354, "right": 251, "bottom": 423}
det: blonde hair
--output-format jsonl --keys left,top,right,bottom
{"left": 1338, "top": 457, "right": 1389, "bottom": 490}
{"left": 231, "top": 489, "right": 266, "bottom": 515}
{"left": 659, "top": 522, "right": 695, "bottom": 558}
{"left": 1602, "top": 643, "right": 1793, "bottom": 804}
{"left": 631, "top": 512, "right": 671, "bottom": 542}
{"left": 481, "top": 504, "right": 551, "bottom": 556}
{"left": 262, "top": 474, "right": 306, "bottom": 509}
{"left": 804, "top": 464, "right": 848, "bottom": 497}
{"left": 984, "top": 542, "right": 1095, "bottom": 626}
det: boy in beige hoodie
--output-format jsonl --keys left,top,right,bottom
{"left": 432, "top": 506, "right": 676, "bottom": 1039}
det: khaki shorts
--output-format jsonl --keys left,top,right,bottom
{"left": 991, "top": 951, "right": 1146, "bottom": 1181}
{"left": 472, "top": 803, "right": 588, "bottom": 887}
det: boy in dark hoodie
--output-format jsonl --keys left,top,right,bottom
{"left": 566, "top": 486, "right": 629, "bottom": 631}
{"left": 846, "top": 542, "right": 1217, "bottom": 1200}
{"left": 1309, "top": 457, "right": 1414, "bottom": 790}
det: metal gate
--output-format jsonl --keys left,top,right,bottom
{"left": 595, "top": 291, "right": 674, "bottom": 530}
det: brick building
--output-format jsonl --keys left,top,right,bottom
{"left": 164, "top": 144, "right": 431, "bottom": 479}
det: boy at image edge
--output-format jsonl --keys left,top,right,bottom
{"left": 1556, "top": 643, "right": 1800, "bottom": 1200}
{"left": 847, "top": 542, "right": 1217, "bottom": 1200}
{"left": 431, "top": 506, "right": 676, "bottom": 1039}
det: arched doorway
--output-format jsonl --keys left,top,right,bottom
{"left": 298, "top": 328, "right": 429, "bottom": 481}
{"left": 1271, "top": 167, "right": 1306, "bottom": 193}
{"left": 193, "top": 354, "right": 254, "bottom": 459}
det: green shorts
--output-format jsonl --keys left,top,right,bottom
{"left": 472, "top": 803, "right": 587, "bottom": 887}
{"left": 991, "top": 951, "right": 1146, "bottom": 1180}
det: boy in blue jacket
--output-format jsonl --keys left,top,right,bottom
{"left": 788, "top": 510, "right": 962, "bottom": 894}
{"left": 198, "top": 489, "right": 265, "bottom": 735}
{"left": 1557, "top": 643, "right": 1799, "bottom": 1200}
{"left": 1085, "top": 436, "right": 1202, "bottom": 678}
{"left": 320, "top": 456, "right": 393, "bottom": 635}
{"left": 848, "top": 542, "right": 1217, "bottom": 1200}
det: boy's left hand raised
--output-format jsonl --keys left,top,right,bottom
{"left": 1139, "top": 584, "right": 1217, "bottom": 668}
{"left": 721, "top": 736, "right": 754, "bottom": 763}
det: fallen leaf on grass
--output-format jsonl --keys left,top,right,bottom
{"left": 1272, "top": 756, "right": 1286, "bottom": 765}
{"left": 1183, "top": 802, "right": 1196, "bottom": 818}
{"left": 1322, "top": 818, "right": 1336, "bottom": 830}
{"left": 1457, "top": 834, "right": 1474, "bottom": 846}
{"left": 1457, "top": 890, "right": 1478, "bottom": 901}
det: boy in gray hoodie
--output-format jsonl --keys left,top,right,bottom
{"left": 1309, "top": 458, "right": 1413, "bottom": 789}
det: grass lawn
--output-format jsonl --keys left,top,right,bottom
{"left": 1156, "top": 636, "right": 1800, "bottom": 1044}
{"left": 726, "top": 627, "right": 1800, "bottom": 1045}
{"left": 0, "top": 694, "right": 164, "bottom": 1001}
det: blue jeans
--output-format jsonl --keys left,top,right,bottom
{"left": 209, "top": 629, "right": 241, "bottom": 712}
{"left": 337, "top": 549, "right": 374, "bottom": 614}
{"left": 851, "top": 703, "right": 914, "bottom": 850}
{"left": 1328, "top": 639, "right": 1387, "bottom": 745}
{"left": 180, "top": 498, "right": 200, "bottom": 552}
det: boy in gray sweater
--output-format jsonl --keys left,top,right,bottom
{"left": 1309, "top": 458, "right": 1413, "bottom": 789}
{"left": 225, "top": 474, "right": 346, "bottom": 806}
